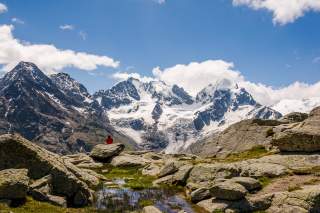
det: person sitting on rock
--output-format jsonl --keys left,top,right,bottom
{"left": 105, "top": 135, "right": 113, "bottom": 144}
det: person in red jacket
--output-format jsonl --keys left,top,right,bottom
{"left": 105, "top": 135, "right": 113, "bottom": 144}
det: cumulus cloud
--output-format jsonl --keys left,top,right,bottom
{"left": 0, "top": 24, "right": 119, "bottom": 74}
{"left": 0, "top": 3, "right": 7, "bottom": 14}
{"left": 112, "top": 72, "right": 155, "bottom": 83}
{"left": 11, "top": 18, "right": 25, "bottom": 25}
{"left": 145, "top": 59, "right": 320, "bottom": 106}
{"left": 152, "top": 60, "right": 244, "bottom": 96}
{"left": 59, "top": 24, "right": 74, "bottom": 31}
{"left": 233, "top": 0, "right": 320, "bottom": 25}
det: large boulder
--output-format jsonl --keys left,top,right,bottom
{"left": 90, "top": 144, "right": 124, "bottom": 161}
{"left": 0, "top": 169, "right": 29, "bottom": 200}
{"left": 209, "top": 182, "right": 248, "bottom": 201}
{"left": 272, "top": 107, "right": 320, "bottom": 152}
{"left": 142, "top": 205, "right": 163, "bottom": 213}
{"left": 0, "top": 134, "right": 93, "bottom": 207}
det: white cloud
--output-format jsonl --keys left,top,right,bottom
{"left": 0, "top": 3, "right": 7, "bottom": 14}
{"left": 112, "top": 72, "right": 155, "bottom": 83}
{"left": 149, "top": 59, "right": 320, "bottom": 106}
{"left": 152, "top": 60, "right": 244, "bottom": 96}
{"left": 59, "top": 24, "right": 74, "bottom": 31}
{"left": 0, "top": 24, "right": 119, "bottom": 74}
{"left": 11, "top": 18, "right": 25, "bottom": 25}
{"left": 79, "top": 31, "right": 87, "bottom": 40}
{"left": 233, "top": 0, "right": 320, "bottom": 25}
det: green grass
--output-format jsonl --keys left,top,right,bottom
{"left": 258, "top": 176, "right": 272, "bottom": 188}
{"left": 138, "top": 199, "right": 154, "bottom": 207}
{"left": 0, "top": 197, "right": 97, "bottom": 213}
{"left": 221, "top": 146, "right": 270, "bottom": 163}
{"left": 103, "top": 166, "right": 156, "bottom": 190}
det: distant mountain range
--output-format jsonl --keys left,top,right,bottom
{"left": 1, "top": 61, "right": 319, "bottom": 154}
{"left": 94, "top": 78, "right": 281, "bottom": 153}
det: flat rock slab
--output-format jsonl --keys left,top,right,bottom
{"left": 90, "top": 144, "right": 125, "bottom": 161}
{"left": 111, "top": 154, "right": 149, "bottom": 167}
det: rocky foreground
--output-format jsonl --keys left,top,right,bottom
{"left": 2, "top": 107, "right": 320, "bottom": 212}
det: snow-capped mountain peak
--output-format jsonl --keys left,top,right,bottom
{"left": 94, "top": 77, "right": 282, "bottom": 153}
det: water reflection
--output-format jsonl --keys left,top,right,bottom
{"left": 96, "top": 186, "right": 196, "bottom": 213}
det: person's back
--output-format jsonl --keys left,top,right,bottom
{"left": 106, "top": 135, "right": 113, "bottom": 144}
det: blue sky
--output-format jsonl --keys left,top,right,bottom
{"left": 0, "top": 0, "right": 320, "bottom": 104}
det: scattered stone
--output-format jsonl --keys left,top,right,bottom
{"left": 209, "top": 182, "right": 247, "bottom": 201}
{"left": 190, "top": 187, "right": 211, "bottom": 203}
{"left": 142, "top": 205, "right": 163, "bottom": 213}
{"left": 90, "top": 143, "right": 125, "bottom": 161}
{"left": 111, "top": 154, "right": 149, "bottom": 167}
{"left": 229, "top": 177, "right": 261, "bottom": 191}
{"left": 153, "top": 175, "right": 174, "bottom": 186}
{"left": 172, "top": 164, "right": 193, "bottom": 185}
{"left": 0, "top": 169, "right": 29, "bottom": 200}
{"left": 197, "top": 198, "right": 229, "bottom": 213}
{"left": 158, "top": 161, "right": 179, "bottom": 178}
{"left": 142, "top": 163, "right": 161, "bottom": 176}
{"left": 46, "top": 195, "right": 67, "bottom": 207}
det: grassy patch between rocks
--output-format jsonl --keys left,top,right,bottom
{"left": 138, "top": 199, "right": 155, "bottom": 207}
{"left": 103, "top": 166, "right": 156, "bottom": 190}
{"left": 0, "top": 197, "right": 97, "bottom": 213}
{"left": 258, "top": 176, "right": 272, "bottom": 188}
{"left": 221, "top": 146, "right": 270, "bottom": 163}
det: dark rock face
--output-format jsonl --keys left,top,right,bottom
{"left": 152, "top": 103, "right": 163, "bottom": 120}
{"left": 0, "top": 62, "right": 133, "bottom": 154}
{"left": 129, "top": 119, "right": 145, "bottom": 131}
{"left": 94, "top": 78, "right": 140, "bottom": 109}
{"left": 172, "top": 85, "right": 194, "bottom": 105}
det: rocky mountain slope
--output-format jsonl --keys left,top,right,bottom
{"left": 0, "top": 62, "right": 134, "bottom": 154}
{"left": 94, "top": 78, "right": 281, "bottom": 153}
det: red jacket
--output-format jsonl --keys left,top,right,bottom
{"left": 106, "top": 137, "right": 113, "bottom": 144}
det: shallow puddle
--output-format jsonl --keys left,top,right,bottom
{"left": 95, "top": 179, "right": 197, "bottom": 213}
